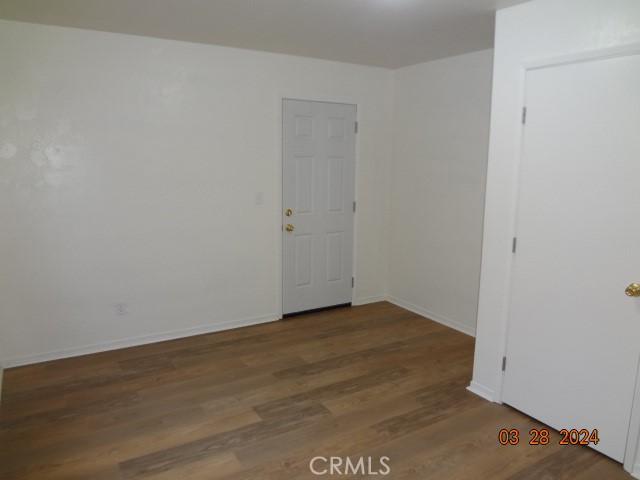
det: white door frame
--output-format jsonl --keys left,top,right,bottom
{"left": 494, "top": 43, "right": 640, "bottom": 475}
{"left": 275, "top": 94, "right": 359, "bottom": 318}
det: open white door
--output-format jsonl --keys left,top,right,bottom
{"left": 502, "top": 53, "right": 640, "bottom": 462}
{"left": 282, "top": 99, "right": 356, "bottom": 315}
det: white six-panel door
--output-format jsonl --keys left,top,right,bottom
{"left": 502, "top": 53, "right": 640, "bottom": 462}
{"left": 282, "top": 100, "right": 356, "bottom": 315}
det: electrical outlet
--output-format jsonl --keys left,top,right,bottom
{"left": 115, "top": 303, "right": 128, "bottom": 316}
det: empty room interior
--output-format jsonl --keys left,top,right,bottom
{"left": 1, "top": 0, "right": 639, "bottom": 478}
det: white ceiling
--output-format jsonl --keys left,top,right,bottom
{"left": 0, "top": 0, "right": 529, "bottom": 68}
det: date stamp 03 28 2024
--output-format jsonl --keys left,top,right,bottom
{"left": 498, "top": 428, "right": 600, "bottom": 447}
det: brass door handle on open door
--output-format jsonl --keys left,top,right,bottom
{"left": 285, "top": 224, "right": 295, "bottom": 232}
{"left": 625, "top": 283, "right": 640, "bottom": 297}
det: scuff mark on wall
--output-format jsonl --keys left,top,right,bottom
{"left": 1, "top": 114, "right": 85, "bottom": 191}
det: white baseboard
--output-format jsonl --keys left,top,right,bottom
{"left": 631, "top": 465, "right": 640, "bottom": 480}
{"left": 352, "top": 295, "right": 387, "bottom": 306}
{"left": 385, "top": 295, "right": 476, "bottom": 337}
{"left": 5, "top": 297, "right": 471, "bottom": 368}
{"left": 467, "top": 381, "right": 497, "bottom": 403}
{"left": 4, "top": 313, "right": 280, "bottom": 368}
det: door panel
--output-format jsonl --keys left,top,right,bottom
{"left": 295, "top": 156, "right": 314, "bottom": 214}
{"left": 283, "top": 100, "right": 356, "bottom": 315}
{"left": 503, "top": 54, "right": 640, "bottom": 462}
{"left": 326, "top": 232, "right": 343, "bottom": 282}
{"left": 295, "top": 234, "right": 312, "bottom": 287}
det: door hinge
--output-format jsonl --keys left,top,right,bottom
{"left": 502, "top": 356, "right": 507, "bottom": 372}
{"left": 512, "top": 237, "right": 517, "bottom": 253}
{"left": 354, "top": 121, "right": 359, "bottom": 134}
{"left": 352, "top": 277, "right": 355, "bottom": 288}
{"left": 521, "top": 106, "right": 527, "bottom": 125}
{"left": 353, "top": 201, "right": 356, "bottom": 213}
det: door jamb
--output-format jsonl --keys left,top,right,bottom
{"left": 626, "top": 354, "right": 640, "bottom": 476}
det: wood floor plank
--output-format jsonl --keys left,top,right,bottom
{"left": 0, "top": 302, "right": 632, "bottom": 480}
{"left": 253, "top": 366, "right": 408, "bottom": 419}
{"left": 118, "top": 404, "right": 330, "bottom": 478}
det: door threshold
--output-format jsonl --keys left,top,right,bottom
{"left": 283, "top": 303, "right": 352, "bottom": 318}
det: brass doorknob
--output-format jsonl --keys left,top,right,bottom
{"left": 285, "top": 208, "right": 293, "bottom": 217}
{"left": 285, "top": 224, "right": 295, "bottom": 232}
{"left": 626, "top": 283, "right": 640, "bottom": 297}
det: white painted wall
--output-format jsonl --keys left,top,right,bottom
{"left": 469, "top": 0, "right": 640, "bottom": 475}
{"left": 387, "top": 50, "right": 493, "bottom": 336}
{"left": 0, "top": 20, "right": 393, "bottom": 366}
